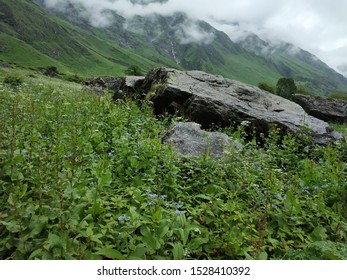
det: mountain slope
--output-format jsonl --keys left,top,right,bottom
{"left": 1, "top": 0, "right": 347, "bottom": 95}
{"left": 238, "top": 34, "right": 347, "bottom": 94}
{"left": 121, "top": 13, "right": 282, "bottom": 85}
{"left": 0, "top": 0, "right": 180, "bottom": 76}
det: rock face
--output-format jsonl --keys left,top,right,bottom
{"left": 140, "top": 68, "right": 344, "bottom": 144}
{"left": 293, "top": 94, "right": 347, "bottom": 123}
{"left": 162, "top": 122, "right": 241, "bottom": 157}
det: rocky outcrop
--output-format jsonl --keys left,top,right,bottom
{"left": 140, "top": 68, "right": 344, "bottom": 144}
{"left": 292, "top": 94, "right": 347, "bottom": 123}
{"left": 84, "top": 76, "right": 119, "bottom": 89}
{"left": 84, "top": 76, "right": 145, "bottom": 99}
{"left": 112, "top": 76, "right": 145, "bottom": 100}
{"left": 162, "top": 122, "right": 241, "bottom": 157}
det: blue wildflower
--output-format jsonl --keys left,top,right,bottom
{"left": 146, "top": 201, "right": 157, "bottom": 206}
{"left": 174, "top": 210, "right": 181, "bottom": 216}
{"left": 65, "top": 153, "right": 73, "bottom": 158}
{"left": 148, "top": 193, "right": 158, "bottom": 199}
{"left": 108, "top": 151, "right": 114, "bottom": 157}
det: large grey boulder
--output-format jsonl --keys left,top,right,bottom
{"left": 162, "top": 122, "right": 241, "bottom": 157}
{"left": 140, "top": 68, "right": 344, "bottom": 144}
{"left": 292, "top": 94, "right": 347, "bottom": 123}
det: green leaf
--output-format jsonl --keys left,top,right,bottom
{"left": 141, "top": 225, "right": 161, "bottom": 251}
{"left": 189, "top": 237, "right": 209, "bottom": 250}
{"left": 158, "top": 224, "right": 169, "bottom": 238}
{"left": 98, "top": 173, "right": 112, "bottom": 187}
{"left": 178, "top": 228, "right": 190, "bottom": 246}
{"left": 90, "top": 234, "right": 103, "bottom": 244}
{"left": 194, "top": 194, "right": 212, "bottom": 201}
{"left": 87, "top": 201, "right": 104, "bottom": 215}
{"left": 129, "top": 245, "right": 147, "bottom": 260}
{"left": 310, "top": 226, "right": 327, "bottom": 242}
{"left": 29, "top": 249, "right": 43, "bottom": 260}
{"left": 130, "top": 157, "right": 138, "bottom": 168}
{"left": 173, "top": 242, "right": 184, "bottom": 260}
{"left": 256, "top": 251, "right": 268, "bottom": 260}
{"left": 152, "top": 207, "right": 162, "bottom": 222}
{"left": 7, "top": 193, "right": 16, "bottom": 206}
{"left": 48, "top": 233, "right": 66, "bottom": 250}
{"left": 0, "top": 220, "right": 21, "bottom": 233}
{"left": 29, "top": 216, "right": 48, "bottom": 237}
{"left": 94, "top": 248, "right": 124, "bottom": 260}
{"left": 86, "top": 226, "right": 93, "bottom": 237}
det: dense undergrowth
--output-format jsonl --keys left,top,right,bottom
{"left": 0, "top": 74, "right": 347, "bottom": 260}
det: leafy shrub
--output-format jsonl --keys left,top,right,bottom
{"left": 296, "top": 87, "right": 311, "bottom": 95}
{"left": 276, "top": 77, "right": 297, "bottom": 100}
{"left": 258, "top": 82, "right": 275, "bottom": 93}
{"left": 4, "top": 75, "right": 23, "bottom": 87}
{"left": 39, "top": 66, "right": 60, "bottom": 77}
{"left": 124, "top": 65, "right": 143, "bottom": 76}
{"left": 328, "top": 92, "right": 347, "bottom": 101}
{"left": 64, "top": 74, "right": 84, "bottom": 83}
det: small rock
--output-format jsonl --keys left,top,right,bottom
{"left": 162, "top": 122, "right": 241, "bottom": 158}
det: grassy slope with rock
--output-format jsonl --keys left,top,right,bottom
{"left": 1, "top": 67, "right": 346, "bottom": 260}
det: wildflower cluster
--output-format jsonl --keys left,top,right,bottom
{"left": 145, "top": 190, "right": 183, "bottom": 215}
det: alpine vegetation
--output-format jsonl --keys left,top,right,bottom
{"left": 0, "top": 71, "right": 346, "bottom": 260}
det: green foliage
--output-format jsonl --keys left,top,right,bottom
{"left": 4, "top": 75, "right": 23, "bottom": 87}
{"left": 258, "top": 82, "right": 275, "bottom": 93}
{"left": 285, "top": 241, "right": 347, "bottom": 260}
{"left": 124, "top": 65, "right": 143, "bottom": 76}
{"left": 40, "top": 66, "right": 60, "bottom": 78}
{"left": 328, "top": 92, "right": 347, "bottom": 101}
{"left": 0, "top": 73, "right": 346, "bottom": 260}
{"left": 63, "top": 74, "right": 84, "bottom": 84}
{"left": 276, "top": 77, "right": 298, "bottom": 100}
{"left": 296, "top": 87, "right": 311, "bottom": 95}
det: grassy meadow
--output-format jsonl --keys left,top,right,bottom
{"left": 0, "top": 68, "right": 346, "bottom": 260}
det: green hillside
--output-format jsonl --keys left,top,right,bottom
{"left": 0, "top": 0, "right": 180, "bottom": 77}
{"left": 239, "top": 35, "right": 347, "bottom": 95}
{"left": 1, "top": 0, "right": 347, "bottom": 95}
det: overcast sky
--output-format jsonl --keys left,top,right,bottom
{"left": 43, "top": 0, "right": 347, "bottom": 76}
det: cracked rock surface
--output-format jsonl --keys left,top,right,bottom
{"left": 141, "top": 68, "right": 344, "bottom": 144}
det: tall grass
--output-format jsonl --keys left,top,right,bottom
{"left": 0, "top": 74, "right": 346, "bottom": 260}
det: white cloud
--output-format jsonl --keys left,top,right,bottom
{"left": 42, "top": 0, "right": 347, "bottom": 75}
{"left": 175, "top": 22, "right": 215, "bottom": 45}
